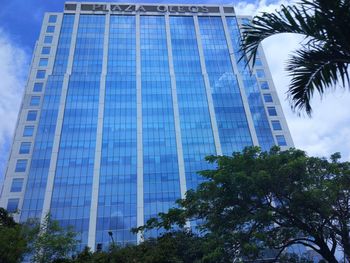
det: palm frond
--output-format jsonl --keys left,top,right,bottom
{"left": 240, "top": 1, "right": 325, "bottom": 67}
{"left": 286, "top": 46, "right": 350, "bottom": 115}
{"left": 240, "top": 0, "right": 350, "bottom": 114}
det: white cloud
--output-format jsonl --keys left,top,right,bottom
{"left": 235, "top": 0, "right": 350, "bottom": 161}
{"left": 0, "top": 29, "right": 30, "bottom": 178}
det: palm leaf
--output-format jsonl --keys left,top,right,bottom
{"left": 240, "top": 1, "right": 325, "bottom": 68}
{"left": 240, "top": 0, "right": 350, "bottom": 114}
{"left": 286, "top": 46, "right": 350, "bottom": 115}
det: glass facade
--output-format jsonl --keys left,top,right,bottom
{"left": 21, "top": 14, "right": 75, "bottom": 222}
{"left": 198, "top": 16, "right": 253, "bottom": 155}
{"left": 97, "top": 15, "right": 137, "bottom": 247}
{"left": 2, "top": 3, "right": 293, "bottom": 251}
{"left": 226, "top": 17, "right": 275, "bottom": 151}
{"left": 170, "top": 16, "right": 216, "bottom": 190}
{"left": 51, "top": 14, "right": 105, "bottom": 248}
{"left": 141, "top": 16, "right": 181, "bottom": 237}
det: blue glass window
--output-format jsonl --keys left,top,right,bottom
{"left": 39, "top": 58, "right": 48, "bottom": 67}
{"left": 30, "top": 96, "right": 40, "bottom": 106}
{"left": 41, "top": 47, "right": 50, "bottom": 55}
{"left": 23, "top": 126, "right": 34, "bottom": 137}
{"left": 46, "top": 26, "right": 55, "bottom": 33}
{"left": 7, "top": 199, "right": 19, "bottom": 213}
{"left": 36, "top": 70, "right": 46, "bottom": 79}
{"left": 263, "top": 94, "right": 273, "bottom": 103}
{"left": 19, "top": 142, "right": 31, "bottom": 154}
{"left": 267, "top": 107, "right": 277, "bottom": 116}
{"left": 271, "top": 120, "right": 282, "bottom": 130}
{"left": 49, "top": 15, "right": 57, "bottom": 23}
{"left": 11, "top": 178, "right": 24, "bottom": 192}
{"left": 44, "top": 36, "right": 53, "bottom": 44}
{"left": 15, "top": 159, "right": 27, "bottom": 172}
{"left": 33, "top": 83, "right": 43, "bottom": 92}
{"left": 26, "top": 110, "right": 37, "bottom": 121}
{"left": 260, "top": 81, "right": 269, "bottom": 90}
{"left": 276, "top": 135, "right": 287, "bottom": 146}
{"left": 256, "top": 69, "right": 266, "bottom": 78}
{"left": 255, "top": 58, "right": 263, "bottom": 66}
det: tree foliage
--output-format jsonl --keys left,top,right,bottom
{"left": 0, "top": 208, "right": 27, "bottom": 263}
{"left": 29, "top": 214, "right": 79, "bottom": 263}
{"left": 135, "top": 147, "right": 350, "bottom": 263}
{"left": 0, "top": 210, "right": 79, "bottom": 263}
{"left": 240, "top": 0, "right": 350, "bottom": 115}
{"left": 71, "top": 231, "right": 207, "bottom": 263}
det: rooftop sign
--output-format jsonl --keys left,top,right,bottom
{"left": 65, "top": 4, "right": 223, "bottom": 13}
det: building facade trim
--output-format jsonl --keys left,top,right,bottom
{"left": 135, "top": 12, "right": 144, "bottom": 244}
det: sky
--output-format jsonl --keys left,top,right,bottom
{"left": 0, "top": 0, "right": 349, "bottom": 181}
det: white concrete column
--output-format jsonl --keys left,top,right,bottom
{"left": 136, "top": 12, "right": 144, "bottom": 244}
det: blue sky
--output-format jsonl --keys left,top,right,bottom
{"left": 1, "top": 0, "right": 350, "bottom": 182}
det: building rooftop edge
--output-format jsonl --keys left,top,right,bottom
{"left": 64, "top": 1, "right": 236, "bottom": 8}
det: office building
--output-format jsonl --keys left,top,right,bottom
{"left": 0, "top": 2, "right": 293, "bottom": 249}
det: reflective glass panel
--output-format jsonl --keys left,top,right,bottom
{"left": 11, "top": 178, "right": 24, "bottom": 192}
{"left": 15, "top": 159, "right": 27, "bottom": 172}
{"left": 19, "top": 142, "right": 31, "bottom": 154}
{"left": 7, "top": 199, "right": 19, "bottom": 213}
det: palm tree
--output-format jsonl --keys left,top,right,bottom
{"left": 241, "top": 0, "right": 350, "bottom": 115}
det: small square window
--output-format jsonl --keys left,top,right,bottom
{"left": 27, "top": 110, "right": 37, "bottom": 121}
{"left": 33, "top": 83, "right": 43, "bottom": 92}
{"left": 49, "top": 15, "right": 57, "bottom": 23}
{"left": 260, "top": 81, "right": 269, "bottom": 90}
{"left": 15, "top": 160, "right": 27, "bottom": 173}
{"left": 23, "top": 126, "right": 34, "bottom": 137}
{"left": 255, "top": 58, "right": 262, "bottom": 66}
{"left": 271, "top": 120, "right": 282, "bottom": 131}
{"left": 263, "top": 94, "right": 273, "bottom": 103}
{"left": 46, "top": 26, "right": 55, "bottom": 33}
{"left": 276, "top": 135, "right": 287, "bottom": 146}
{"left": 44, "top": 36, "right": 53, "bottom": 44}
{"left": 7, "top": 198, "right": 19, "bottom": 213}
{"left": 36, "top": 70, "right": 46, "bottom": 79}
{"left": 11, "top": 179, "right": 24, "bottom": 192}
{"left": 41, "top": 47, "right": 50, "bottom": 55}
{"left": 267, "top": 107, "right": 277, "bottom": 116}
{"left": 30, "top": 96, "right": 40, "bottom": 106}
{"left": 39, "top": 58, "right": 48, "bottom": 67}
{"left": 256, "top": 69, "right": 266, "bottom": 78}
{"left": 19, "top": 142, "right": 31, "bottom": 154}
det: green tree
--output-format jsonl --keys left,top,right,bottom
{"left": 0, "top": 208, "right": 27, "bottom": 263}
{"left": 72, "top": 231, "right": 208, "bottom": 263}
{"left": 240, "top": 0, "right": 350, "bottom": 115}
{"left": 135, "top": 147, "right": 350, "bottom": 263}
{"left": 29, "top": 214, "right": 79, "bottom": 263}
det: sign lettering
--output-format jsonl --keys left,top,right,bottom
{"left": 88, "top": 4, "right": 211, "bottom": 13}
